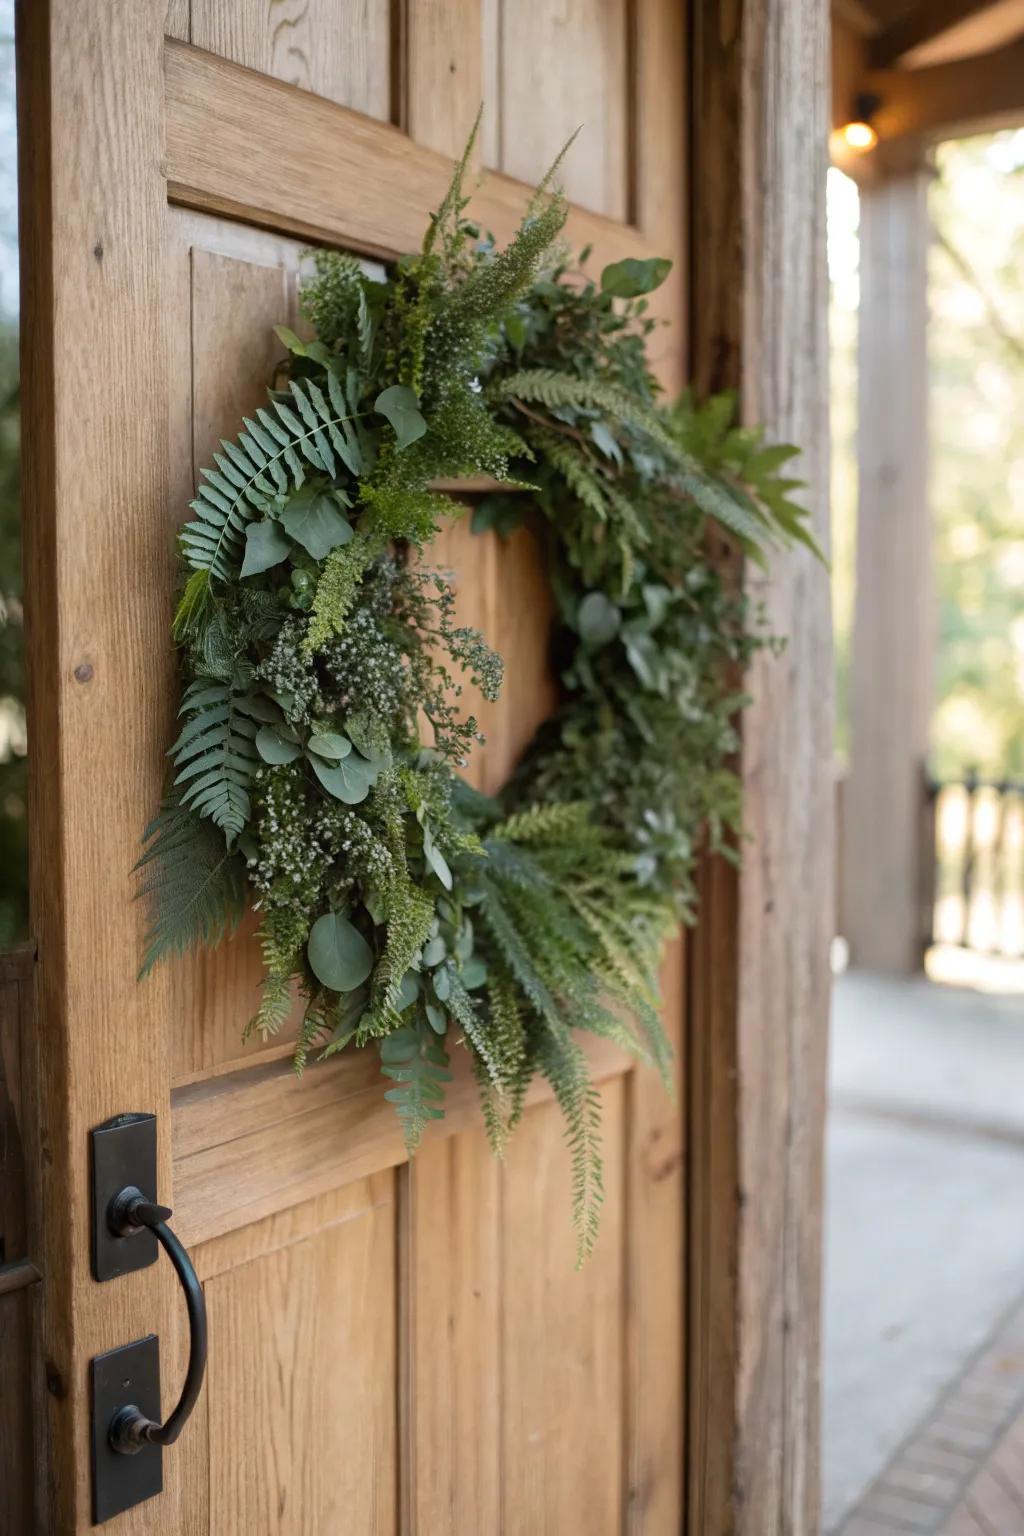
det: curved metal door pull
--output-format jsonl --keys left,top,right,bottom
{"left": 105, "top": 1186, "right": 208, "bottom": 1455}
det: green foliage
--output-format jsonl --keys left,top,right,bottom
{"left": 136, "top": 799, "right": 247, "bottom": 976}
{"left": 170, "top": 679, "right": 260, "bottom": 843}
{"left": 173, "top": 372, "right": 370, "bottom": 637}
{"left": 380, "top": 1022, "right": 453, "bottom": 1151}
{"left": 142, "top": 126, "right": 813, "bottom": 1257}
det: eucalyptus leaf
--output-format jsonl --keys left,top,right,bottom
{"left": 307, "top": 912, "right": 374, "bottom": 993}
{"left": 255, "top": 726, "right": 302, "bottom": 765}
{"left": 600, "top": 256, "right": 672, "bottom": 298}
{"left": 311, "top": 753, "right": 372, "bottom": 805}
{"left": 425, "top": 843, "right": 452, "bottom": 891}
{"left": 422, "top": 936, "right": 447, "bottom": 968}
{"left": 240, "top": 519, "right": 291, "bottom": 578}
{"left": 460, "top": 956, "right": 488, "bottom": 991}
{"left": 280, "top": 486, "right": 353, "bottom": 559}
{"left": 374, "top": 384, "right": 427, "bottom": 450}
{"left": 274, "top": 325, "right": 332, "bottom": 367}
{"left": 432, "top": 964, "right": 452, "bottom": 1003}
{"left": 422, "top": 824, "right": 453, "bottom": 891}
{"left": 395, "top": 971, "right": 420, "bottom": 1011}
{"left": 425, "top": 1003, "right": 447, "bottom": 1036}
{"left": 577, "top": 591, "right": 621, "bottom": 647}
{"left": 306, "top": 731, "right": 352, "bottom": 761}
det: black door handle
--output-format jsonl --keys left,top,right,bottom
{"left": 105, "top": 1186, "right": 208, "bottom": 1454}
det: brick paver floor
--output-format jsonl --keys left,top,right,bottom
{"left": 838, "top": 1296, "right": 1024, "bottom": 1534}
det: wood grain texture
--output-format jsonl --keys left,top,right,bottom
{"left": 868, "top": 0, "right": 1024, "bottom": 69}
{"left": 688, "top": 1, "right": 833, "bottom": 1533}
{"left": 204, "top": 1176, "right": 398, "bottom": 1532}
{"left": 501, "top": 1082, "right": 627, "bottom": 1535}
{"left": 190, "top": 0, "right": 392, "bottom": 118}
{"left": 402, "top": 0, "right": 483, "bottom": 157}
{"left": 164, "top": 39, "right": 657, "bottom": 268}
{"left": 625, "top": 938, "right": 686, "bottom": 1533}
{"left": 168, "top": 247, "right": 299, "bottom": 1078}
{"left": 18, "top": 2, "right": 181, "bottom": 1527}
{"left": 489, "top": 0, "right": 631, "bottom": 220}
{"left": 632, "top": 0, "right": 688, "bottom": 393}
{"left": 401, "top": 1132, "right": 501, "bottom": 1533}
{"left": 171, "top": 1030, "right": 631, "bottom": 1248}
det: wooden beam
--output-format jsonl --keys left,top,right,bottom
{"left": 865, "top": 36, "right": 1024, "bottom": 143}
{"left": 844, "top": 165, "right": 934, "bottom": 975}
{"left": 163, "top": 39, "right": 655, "bottom": 270}
{"left": 832, "top": 0, "right": 880, "bottom": 36}
{"left": 171, "top": 1034, "right": 630, "bottom": 1250}
{"left": 688, "top": 1, "right": 833, "bottom": 1532}
{"left": 869, "top": 0, "right": 1024, "bottom": 69}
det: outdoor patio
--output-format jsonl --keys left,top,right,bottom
{"left": 825, "top": 966, "right": 1024, "bottom": 1531}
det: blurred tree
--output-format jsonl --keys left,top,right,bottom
{"left": 930, "top": 134, "right": 1024, "bottom": 780}
{"left": 0, "top": 322, "right": 24, "bottom": 943}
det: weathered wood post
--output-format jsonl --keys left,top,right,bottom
{"left": 844, "top": 155, "right": 934, "bottom": 974}
{"left": 688, "top": 0, "right": 834, "bottom": 1531}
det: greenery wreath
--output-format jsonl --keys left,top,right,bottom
{"left": 140, "top": 128, "right": 817, "bottom": 1257}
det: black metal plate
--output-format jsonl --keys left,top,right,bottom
{"left": 90, "top": 1335, "right": 163, "bottom": 1525}
{"left": 90, "top": 1112, "right": 158, "bottom": 1281}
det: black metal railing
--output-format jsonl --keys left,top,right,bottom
{"left": 925, "top": 770, "right": 1024, "bottom": 959}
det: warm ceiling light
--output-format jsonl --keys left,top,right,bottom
{"left": 841, "top": 120, "right": 878, "bottom": 152}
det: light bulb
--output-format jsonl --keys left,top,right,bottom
{"left": 841, "top": 120, "right": 878, "bottom": 153}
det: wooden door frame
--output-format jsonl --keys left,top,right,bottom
{"left": 686, "top": 1, "right": 834, "bottom": 1532}
{"left": 17, "top": 1, "right": 832, "bottom": 1530}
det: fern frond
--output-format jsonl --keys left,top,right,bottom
{"left": 492, "top": 801, "right": 595, "bottom": 846}
{"left": 169, "top": 679, "right": 259, "bottom": 843}
{"left": 474, "top": 966, "right": 530, "bottom": 1156}
{"left": 526, "top": 426, "right": 610, "bottom": 524}
{"left": 539, "top": 1031, "right": 603, "bottom": 1265}
{"left": 305, "top": 532, "right": 378, "bottom": 655}
{"left": 135, "top": 799, "right": 246, "bottom": 977}
{"left": 249, "top": 972, "right": 293, "bottom": 1039}
{"left": 361, "top": 876, "right": 434, "bottom": 1039}
{"left": 174, "top": 378, "right": 368, "bottom": 632}
{"left": 294, "top": 996, "right": 331, "bottom": 1072}
{"left": 379, "top": 1022, "right": 453, "bottom": 1152}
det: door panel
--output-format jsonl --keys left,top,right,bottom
{"left": 21, "top": 2, "right": 688, "bottom": 1529}
{"left": 484, "top": 0, "right": 631, "bottom": 219}
{"left": 170, "top": 0, "right": 393, "bottom": 119}
{"left": 205, "top": 1176, "right": 398, "bottom": 1534}
{"left": 502, "top": 1083, "right": 628, "bottom": 1536}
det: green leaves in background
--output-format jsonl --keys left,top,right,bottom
{"left": 577, "top": 591, "right": 621, "bottom": 647}
{"left": 600, "top": 255, "right": 672, "bottom": 297}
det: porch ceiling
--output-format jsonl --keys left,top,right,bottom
{"left": 833, "top": 0, "right": 1024, "bottom": 167}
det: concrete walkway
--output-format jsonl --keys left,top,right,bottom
{"left": 824, "top": 968, "right": 1024, "bottom": 1532}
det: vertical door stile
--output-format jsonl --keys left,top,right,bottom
{"left": 18, "top": 2, "right": 177, "bottom": 1530}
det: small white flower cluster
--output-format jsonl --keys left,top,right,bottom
{"left": 255, "top": 618, "right": 323, "bottom": 724}
{"left": 250, "top": 765, "right": 393, "bottom": 919}
{"left": 320, "top": 603, "right": 409, "bottom": 721}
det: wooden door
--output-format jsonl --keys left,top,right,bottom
{"left": 19, "top": 2, "right": 688, "bottom": 1530}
